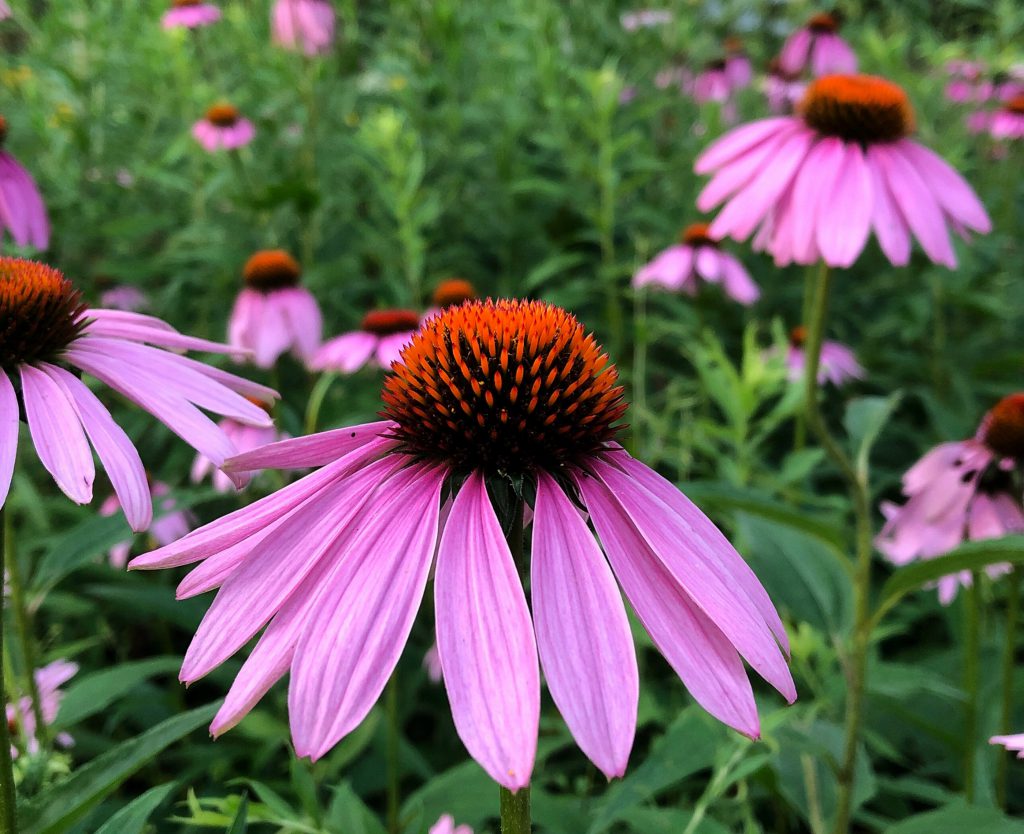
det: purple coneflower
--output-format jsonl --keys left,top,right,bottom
{"left": 162, "top": 0, "right": 221, "bottom": 29}
{"left": 423, "top": 278, "right": 478, "bottom": 320}
{"left": 311, "top": 309, "right": 421, "bottom": 373}
{"left": 132, "top": 299, "right": 794, "bottom": 791}
{"left": 7, "top": 660, "right": 76, "bottom": 757}
{"left": 192, "top": 407, "right": 285, "bottom": 493}
{"left": 696, "top": 75, "right": 991, "bottom": 268}
{"left": 271, "top": 0, "right": 336, "bottom": 56}
{"left": 632, "top": 222, "right": 759, "bottom": 305}
{"left": 228, "top": 250, "right": 322, "bottom": 369}
{"left": 193, "top": 104, "right": 255, "bottom": 153}
{"left": 971, "top": 93, "right": 1024, "bottom": 140}
{"left": 945, "top": 60, "right": 993, "bottom": 104}
{"left": 772, "top": 325, "right": 864, "bottom": 386}
{"left": 98, "top": 284, "right": 148, "bottom": 313}
{"left": 102, "top": 482, "right": 195, "bottom": 569}
{"left": 0, "top": 116, "right": 49, "bottom": 250}
{"left": 779, "top": 11, "right": 857, "bottom": 77}
{"left": 0, "top": 257, "right": 276, "bottom": 529}
{"left": 875, "top": 394, "right": 1024, "bottom": 604}
{"left": 762, "top": 58, "right": 807, "bottom": 114}
{"left": 430, "top": 815, "right": 473, "bottom": 834}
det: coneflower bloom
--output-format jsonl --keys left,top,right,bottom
{"left": 0, "top": 116, "right": 49, "bottom": 250}
{"left": 991, "top": 733, "right": 1024, "bottom": 758}
{"left": 192, "top": 104, "right": 255, "bottom": 153}
{"left": 228, "top": 250, "right": 322, "bottom": 369}
{"left": 970, "top": 93, "right": 1024, "bottom": 140}
{"left": 875, "top": 395, "right": 1024, "bottom": 604}
{"left": 945, "top": 60, "right": 993, "bottom": 104}
{"left": 311, "top": 309, "right": 421, "bottom": 373}
{"left": 7, "top": 660, "right": 77, "bottom": 757}
{"left": 632, "top": 223, "right": 760, "bottom": 305}
{"left": 0, "top": 257, "right": 276, "bottom": 529}
{"left": 162, "top": 0, "right": 221, "bottom": 29}
{"left": 696, "top": 75, "right": 992, "bottom": 268}
{"left": 430, "top": 815, "right": 473, "bottom": 834}
{"left": 131, "top": 299, "right": 794, "bottom": 790}
{"left": 101, "top": 483, "right": 195, "bottom": 569}
{"left": 424, "top": 278, "right": 478, "bottom": 319}
{"left": 772, "top": 325, "right": 864, "bottom": 386}
{"left": 779, "top": 12, "right": 857, "bottom": 77}
{"left": 723, "top": 37, "right": 752, "bottom": 90}
{"left": 690, "top": 60, "right": 735, "bottom": 105}
{"left": 763, "top": 58, "right": 807, "bottom": 114}
{"left": 271, "top": 0, "right": 335, "bottom": 56}
{"left": 98, "top": 283, "right": 148, "bottom": 313}
{"left": 0, "top": 2, "right": 10, "bottom": 21}
{"left": 192, "top": 406, "right": 285, "bottom": 493}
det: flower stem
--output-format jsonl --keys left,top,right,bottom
{"left": 499, "top": 785, "right": 531, "bottom": 834}
{"left": 963, "top": 572, "right": 981, "bottom": 802}
{"left": 304, "top": 372, "right": 337, "bottom": 435}
{"left": 997, "top": 566, "right": 1020, "bottom": 808}
{"left": 0, "top": 507, "right": 19, "bottom": 834}
{"left": 2, "top": 514, "right": 46, "bottom": 751}
{"left": 801, "top": 263, "right": 874, "bottom": 834}
{"left": 385, "top": 676, "right": 399, "bottom": 834}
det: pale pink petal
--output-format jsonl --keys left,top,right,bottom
{"left": 696, "top": 123, "right": 801, "bottom": 211}
{"left": 225, "top": 422, "right": 394, "bottom": 471}
{"left": 779, "top": 29, "right": 812, "bottom": 75}
{"left": 278, "top": 288, "right": 323, "bottom": 363}
{"left": 894, "top": 141, "right": 991, "bottom": 234}
{"left": 788, "top": 136, "right": 844, "bottom": 264}
{"left": 718, "top": 253, "right": 760, "bottom": 304}
{"left": 865, "top": 148, "right": 911, "bottom": 266}
{"left": 311, "top": 331, "right": 378, "bottom": 373}
{"left": 375, "top": 332, "right": 415, "bottom": 369}
{"left": 0, "top": 370, "right": 18, "bottom": 508}
{"left": 694, "top": 247, "right": 722, "bottom": 282}
{"left": 694, "top": 118, "right": 795, "bottom": 175}
{"left": 817, "top": 142, "right": 873, "bottom": 267}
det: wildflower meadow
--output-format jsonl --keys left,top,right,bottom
{"left": 1, "top": 1, "right": 1024, "bottom": 832}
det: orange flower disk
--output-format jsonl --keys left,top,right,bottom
{"left": 982, "top": 394, "right": 1024, "bottom": 459}
{"left": 800, "top": 74, "right": 915, "bottom": 143}
{"left": 0, "top": 257, "right": 87, "bottom": 367}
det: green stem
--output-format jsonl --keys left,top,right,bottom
{"left": 0, "top": 507, "right": 19, "bottom": 834}
{"left": 2, "top": 515, "right": 46, "bottom": 751}
{"left": 304, "top": 372, "right": 337, "bottom": 435}
{"left": 385, "top": 676, "right": 399, "bottom": 834}
{"left": 997, "top": 567, "right": 1020, "bottom": 808}
{"left": 629, "top": 287, "right": 648, "bottom": 457}
{"left": 963, "top": 573, "right": 981, "bottom": 802}
{"left": 801, "top": 264, "right": 873, "bottom": 834}
{"left": 499, "top": 785, "right": 531, "bottom": 834}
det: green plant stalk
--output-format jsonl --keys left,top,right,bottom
{"left": 801, "top": 264, "right": 874, "bottom": 834}
{"left": 2, "top": 514, "right": 46, "bottom": 751}
{"left": 0, "top": 507, "right": 18, "bottom": 834}
{"left": 997, "top": 566, "right": 1020, "bottom": 808}
{"left": 385, "top": 676, "right": 400, "bottom": 834}
{"left": 304, "top": 372, "right": 338, "bottom": 435}
{"left": 963, "top": 572, "right": 981, "bottom": 801}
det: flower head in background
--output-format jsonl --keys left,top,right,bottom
{"left": 772, "top": 325, "right": 864, "bottom": 386}
{"left": 779, "top": 11, "right": 856, "bottom": 77}
{"left": 619, "top": 9, "right": 672, "bottom": 31}
{"left": 101, "top": 482, "right": 196, "bottom": 569}
{"left": 424, "top": 278, "right": 477, "bottom": 319}
{"left": 98, "top": 284, "right": 148, "bottom": 313}
{"left": 875, "top": 394, "right": 1024, "bottom": 604}
{"left": 192, "top": 404, "right": 285, "bottom": 493}
{"left": 690, "top": 60, "right": 736, "bottom": 105}
{"left": 945, "top": 60, "right": 993, "bottom": 104}
{"left": 763, "top": 58, "right": 807, "bottom": 114}
{"left": 0, "top": 257, "right": 277, "bottom": 530}
{"left": 991, "top": 733, "right": 1024, "bottom": 759}
{"left": 192, "top": 104, "right": 255, "bottom": 153}
{"left": 311, "top": 309, "right": 421, "bottom": 373}
{"left": 162, "top": 0, "right": 221, "bottom": 29}
{"left": 228, "top": 250, "right": 322, "bottom": 369}
{"left": 7, "top": 660, "right": 77, "bottom": 757}
{"left": 633, "top": 223, "right": 760, "bottom": 304}
{"left": 0, "top": 115, "right": 50, "bottom": 250}
{"left": 695, "top": 75, "right": 991, "bottom": 268}
{"left": 133, "top": 298, "right": 794, "bottom": 791}
{"left": 723, "top": 37, "right": 752, "bottom": 90}
{"left": 430, "top": 815, "right": 473, "bottom": 834}
{"left": 970, "top": 93, "right": 1024, "bottom": 140}
{"left": 0, "top": 3, "right": 11, "bottom": 22}
{"left": 271, "top": 0, "right": 336, "bottom": 56}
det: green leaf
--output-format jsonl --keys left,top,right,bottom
{"left": 32, "top": 514, "right": 132, "bottom": 591}
{"left": 54, "top": 657, "right": 182, "bottom": 729}
{"left": 226, "top": 794, "right": 249, "bottom": 834}
{"left": 325, "top": 783, "right": 387, "bottom": 834}
{"left": 20, "top": 703, "right": 217, "bottom": 834}
{"left": 885, "top": 802, "right": 1024, "bottom": 833}
{"left": 93, "top": 783, "right": 177, "bottom": 834}
{"left": 843, "top": 394, "right": 902, "bottom": 478}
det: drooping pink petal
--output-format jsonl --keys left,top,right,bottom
{"left": 817, "top": 142, "right": 873, "bottom": 267}
{"left": 435, "top": 472, "right": 539, "bottom": 791}
{"left": 779, "top": 29, "right": 812, "bottom": 76}
{"left": 0, "top": 370, "right": 18, "bottom": 508}
{"left": 694, "top": 247, "right": 722, "bottom": 282}
{"left": 532, "top": 472, "right": 637, "bottom": 779}
{"left": 224, "top": 421, "right": 395, "bottom": 471}
{"left": 719, "top": 253, "right": 760, "bottom": 304}
{"left": 697, "top": 123, "right": 801, "bottom": 211}
{"left": 83, "top": 313, "right": 247, "bottom": 357}
{"left": 176, "top": 525, "right": 282, "bottom": 600}
{"left": 694, "top": 118, "right": 795, "bottom": 175}
{"left": 310, "top": 331, "right": 378, "bottom": 373}
{"left": 894, "top": 141, "right": 991, "bottom": 234}
{"left": 788, "top": 136, "right": 844, "bottom": 264}
{"left": 865, "top": 148, "right": 911, "bottom": 266}
{"left": 289, "top": 462, "right": 445, "bottom": 759}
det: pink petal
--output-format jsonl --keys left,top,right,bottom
{"left": 532, "top": 473, "right": 637, "bottom": 779}
{"left": 817, "top": 142, "right": 873, "bottom": 268}
{"left": 696, "top": 123, "right": 800, "bottom": 211}
{"left": 694, "top": 118, "right": 795, "bottom": 175}
{"left": 224, "top": 421, "right": 395, "bottom": 471}
{"left": 894, "top": 141, "right": 991, "bottom": 234}
{"left": 435, "top": 472, "right": 539, "bottom": 791}
{"left": 719, "top": 253, "right": 760, "bottom": 304}
{"left": 779, "top": 28, "right": 811, "bottom": 75}
{"left": 789, "top": 137, "right": 844, "bottom": 264}
{"left": 865, "top": 148, "right": 911, "bottom": 266}
{"left": 694, "top": 247, "right": 722, "bottom": 282}
{"left": 311, "top": 331, "right": 378, "bottom": 373}
{"left": 0, "top": 370, "right": 18, "bottom": 508}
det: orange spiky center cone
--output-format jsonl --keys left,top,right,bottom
{"left": 982, "top": 394, "right": 1024, "bottom": 459}
{"left": 361, "top": 309, "right": 421, "bottom": 335}
{"left": 800, "top": 74, "right": 915, "bottom": 143}
{"left": 680, "top": 222, "right": 717, "bottom": 247}
{"left": 242, "top": 250, "right": 301, "bottom": 292}
{"left": 432, "top": 278, "right": 477, "bottom": 308}
{"left": 206, "top": 103, "right": 241, "bottom": 128}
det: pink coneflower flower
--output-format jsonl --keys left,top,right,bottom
{"left": 763, "top": 58, "right": 807, "bottom": 114}
{"left": 192, "top": 104, "right": 255, "bottom": 153}
{"left": 99, "top": 284, "right": 148, "bottom": 313}
{"left": 945, "top": 60, "right": 993, "bottom": 104}
{"left": 691, "top": 60, "right": 734, "bottom": 105}
{"left": 0, "top": 116, "right": 50, "bottom": 250}
{"left": 228, "top": 250, "right": 322, "bottom": 369}
{"left": 723, "top": 37, "right": 752, "bottom": 90}
{"left": 696, "top": 75, "right": 992, "bottom": 268}
{"left": 7, "top": 660, "right": 77, "bottom": 757}
{"left": 0, "top": 257, "right": 276, "bottom": 530}
{"left": 875, "top": 394, "right": 1024, "bottom": 604}
{"left": 162, "top": 0, "right": 221, "bottom": 29}
{"left": 991, "top": 733, "right": 1024, "bottom": 758}
{"left": 311, "top": 309, "right": 420, "bottom": 373}
{"left": 0, "top": 3, "right": 11, "bottom": 22}
{"left": 779, "top": 11, "right": 857, "bottom": 77}
{"left": 192, "top": 406, "right": 285, "bottom": 493}
{"left": 632, "top": 222, "right": 760, "bottom": 305}
{"left": 271, "top": 0, "right": 336, "bottom": 56}
{"left": 971, "top": 93, "right": 1024, "bottom": 140}
{"left": 773, "top": 325, "right": 864, "bottom": 386}
{"left": 430, "top": 815, "right": 473, "bottom": 834}
{"left": 101, "top": 483, "right": 195, "bottom": 569}
{"left": 132, "top": 299, "right": 794, "bottom": 791}
{"left": 619, "top": 9, "right": 672, "bottom": 31}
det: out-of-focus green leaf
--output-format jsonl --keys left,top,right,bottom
{"left": 226, "top": 793, "right": 249, "bottom": 834}
{"left": 885, "top": 802, "right": 1024, "bottom": 833}
{"left": 32, "top": 514, "right": 132, "bottom": 592}
{"left": 54, "top": 657, "right": 182, "bottom": 729}
{"left": 93, "top": 783, "right": 177, "bottom": 834}
{"left": 325, "top": 783, "right": 387, "bottom": 834}
{"left": 844, "top": 394, "right": 903, "bottom": 479}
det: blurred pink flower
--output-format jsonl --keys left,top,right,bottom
{"left": 162, "top": 0, "right": 221, "bottom": 29}
{"left": 696, "top": 74, "right": 991, "bottom": 269}
{"left": 132, "top": 300, "right": 793, "bottom": 791}
{"left": 970, "top": 94, "right": 1024, "bottom": 140}
{"left": 7, "top": 660, "right": 77, "bottom": 757}
{"left": 311, "top": 309, "right": 420, "bottom": 373}
{"left": 690, "top": 61, "right": 734, "bottom": 105}
{"left": 772, "top": 326, "right": 864, "bottom": 386}
{"left": 192, "top": 412, "right": 285, "bottom": 493}
{"left": 101, "top": 483, "right": 196, "bottom": 569}
{"left": 423, "top": 643, "right": 442, "bottom": 683}
{"left": 0, "top": 2, "right": 10, "bottom": 21}
{"left": 429, "top": 815, "right": 473, "bottom": 834}
{"left": 875, "top": 394, "right": 1024, "bottom": 604}
{"left": 619, "top": 9, "right": 672, "bottom": 31}
{"left": 763, "top": 58, "right": 807, "bottom": 114}
{"left": 99, "top": 285, "right": 148, "bottom": 312}
{"left": 192, "top": 104, "right": 255, "bottom": 153}
{"left": 655, "top": 65, "right": 691, "bottom": 91}
{"left": 945, "top": 60, "right": 993, "bottom": 104}
{"left": 228, "top": 250, "right": 323, "bottom": 369}
{"left": 779, "top": 12, "right": 857, "bottom": 77}
{"left": 0, "top": 257, "right": 277, "bottom": 529}
{"left": 0, "top": 115, "right": 50, "bottom": 250}
{"left": 991, "top": 733, "right": 1024, "bottom": 758}
{"left": 633, "top": 222, "right": 759, "bottom": 305}
{"left": 272, "top": 0, "right": 335, "bottom": 56}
